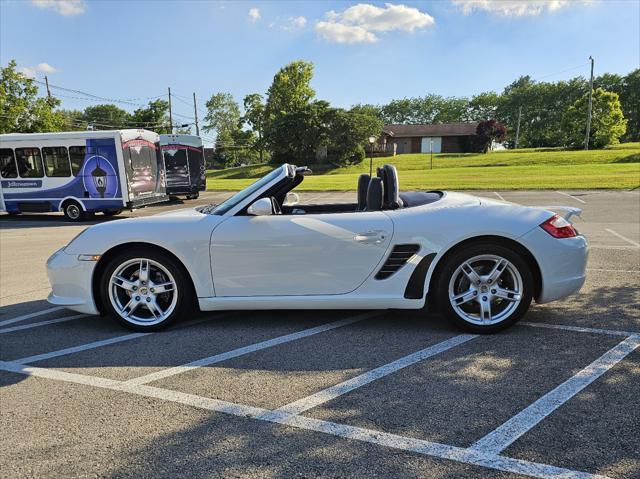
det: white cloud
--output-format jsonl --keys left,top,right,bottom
{"left": 315, "top": 3, "right": 434, "bottom": 44}
{"left": 452, "top": 0, "right": 586, "bottom": 16}
{"left": 30, "top": 0, "right": 86, "bottom": 16}
{"left": 20, "top": 63, "right": 58, "bottom": 78}
{"left": 288, "top": 16, "right": 307, "bottom": 29}
{"left": 316, "top": 22, "right": 378, "bottom": 43}
{"left": 248, "top": 7, "right": 261, "bottom": 23}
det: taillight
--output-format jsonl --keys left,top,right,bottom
{"left": 540, "top": 214, "right": 578, "bottom": 238}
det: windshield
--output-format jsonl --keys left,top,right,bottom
{"left": 204, "top": 166, "right": 284, "bottom": 215}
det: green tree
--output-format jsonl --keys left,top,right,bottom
{"left": 243, "top": 93, "right": 267, "bottom": 162}
{"left": 82, "top": 104, "right": 131, "bottom": 130}
{"left": 265, "top": 60, "right": 315, "bottom": 116}
{"left": 0, "top": 59, "right": 66, "bottom": 133}
{"left": 467, "top": 92, "right": 503, "bottom": 121}
{"left": 620, "top": 69, "right": 639, "bottom": 142}
{"left": 204, "top": 92, "right": 241, "bottom": 137}
{"left": 130, "top": 99, "right": 170, "bottom": 133}
{"left": 328, "top": 108, "right": 384, "bottom": 165}
{"left": 563, "top": 88, "right": 627, "bottom": 148}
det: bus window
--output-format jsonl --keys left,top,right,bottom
{"left": 69, "top": 146, "right": 86, "bottom": 176}
{"left": 0, "top": 148, "right": 18, "bottom": 178}
{"left": 15, "top": 147, "right": 44, "bottom": 178}
{"left": 129, "top": 145, "right": 153, "bottom": 169}
{"left": 43, "top": 146, "right": 71, "bottom": 177}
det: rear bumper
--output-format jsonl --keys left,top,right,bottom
{"left": 519, "top": 227, "right": 588, "bottom": 304}
{"left": 46, "top": 248, "right": 99, "bottom": 315}
{"left": 127, "top": 194, "right": 170, "bottom": 209}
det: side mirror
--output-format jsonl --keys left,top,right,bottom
{"left": 284, "top": 192, "right": 299, "bottom": 206}
{"left": 247, "top": 197, "right": 273, "bottom": 216}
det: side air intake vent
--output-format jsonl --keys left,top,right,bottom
{"left": 375, "top": 244, "right": 420, "bottom": 280}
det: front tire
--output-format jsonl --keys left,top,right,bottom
{"left": 62, "top": 200, "right": 86, "bottom": 222}
{"left": 436, "top": 243, "right": 533, "bottom": 333}
{"left": 100, "top": 248, "right": 193, "bottom": 331}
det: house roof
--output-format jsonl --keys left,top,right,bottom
{"left": 383, "top": 122, "right": 478, "bottom": 138}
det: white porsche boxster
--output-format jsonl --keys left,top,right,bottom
{"left": 47, "top": 164, "right": 588, "bottom": 333}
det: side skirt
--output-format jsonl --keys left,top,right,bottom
{"left": 198, "top": 294, "right": 424, "bottom": 311}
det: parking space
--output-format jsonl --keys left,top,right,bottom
{"left": 1, "top": 190, "right": 638, "bottom": 478}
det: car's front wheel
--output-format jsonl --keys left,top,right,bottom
{"left": 100, "top": 248, "right": 193, "bottom": 331}
{"left": 436, "top": 243, "right": 533, "bottom": 333}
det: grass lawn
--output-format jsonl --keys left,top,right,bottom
{"left": 206, "top": 142, "right": 640, "bottom": 191}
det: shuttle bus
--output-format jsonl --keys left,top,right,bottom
{"left": 0, "top": 129, "right": 169, "bottom": 221}
{"left": 160, "top": 134, "right": 206, "bottom": 199}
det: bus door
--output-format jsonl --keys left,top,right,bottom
{"left": 123, "top": 139, "right": 163, "bottom": 198}
{"left": 163, "top": 146, "right": 190, "bottom": 190}
{"left": 188, "top": 146, "right": 206, "bottom": 192}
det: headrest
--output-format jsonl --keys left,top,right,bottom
{"left": 357, "top": 173, "right": 370, "bottom": 211}
{"left": 382, "top": 164, "right": 402, "bottom": 209}
{"left": 366, "top": 177, "right": 383, "bottom": 211}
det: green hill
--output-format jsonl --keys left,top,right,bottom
{"left": 207, "top": 143, "right": 640, "bottom": 191}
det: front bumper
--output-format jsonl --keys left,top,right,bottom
{"left": 46, "top": 248, "right": 100, "bottom": 315}
{"left": 519, "top": 227, "right": 589, "bottom": 304}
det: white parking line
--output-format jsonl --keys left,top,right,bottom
{"left": 521, "top": 321, "right": 639, "bottom": 338}
{"left": 0, "top": 306, "right": 66, "bottom": 327}
{"left": 15, "top": 332, "right": 150, "bottom": 364}
{"left": 605, "top": 228, "right": 640, "bottom": 248}
{"left": 470, "top": 335, "right": 640, "bottom": 455}
{"left": 0, "top": 360, "right": 610, "bottom": 479}
{"left": 264, "top": 334, "right": 477, "bottom": 420}
{"left": 556, "top": 191, "right": 587, "bottom": 204}
{"left": 125, "top": 312, "right": 379, "bottom": 386}
{"left": 0, "top": 314, "right": 87, "bottom": 334}
{"left": 494, "top": 192, "right": 505, "bottom": 201}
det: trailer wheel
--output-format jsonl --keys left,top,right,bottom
{"left": 62, "top": 200, "right": 86, "bottom": 222}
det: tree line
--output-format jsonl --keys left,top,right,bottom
{"left": 2, "top": 58, "right": 636, "bottom": 167}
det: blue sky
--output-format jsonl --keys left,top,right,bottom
{"left": 1, "top": 0, "right": 638, "bottom": 126}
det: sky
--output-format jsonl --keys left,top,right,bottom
{"left": 1, "top": 0, "right": 639, "bottom": 133}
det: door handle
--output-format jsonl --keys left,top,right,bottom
{"left": 354, "top": 231, "right": 387, "bottom": 244}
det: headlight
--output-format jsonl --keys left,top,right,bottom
{"left": 63, "top": 227, "right": 89, "bottom": 252}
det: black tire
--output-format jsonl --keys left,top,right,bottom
{"left": 103, "top": 209, "right": 123, "bottom": 216}
{"left": 99, "top": 247, "right": 194, "bottom": 331}
{"left": 436, "top": 242, "right": 533, "bottom": 333}
{"left": 187, "top": 192, "right": 200, "bottom": 200}
{"left": 62, "top": 200, "right": 86, "bottom": 222}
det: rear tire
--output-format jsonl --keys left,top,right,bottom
{"left": 436, "top": 243, "right": 533, "bottom": 333}
{"left": 62, "top": 200, "right": 86, "bottom": 222}
{"left": 99, "top": 247, "right": 194, "bottom": 331}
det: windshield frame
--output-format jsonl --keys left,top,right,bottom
{"left": 206, "top": 165, "right": 289, "bottom": 216}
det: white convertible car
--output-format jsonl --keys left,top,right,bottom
{"left": 47, "top": 164, "right": 588, "bottom": 333}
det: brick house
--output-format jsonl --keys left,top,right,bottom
{"left": 382, "top": 122, "right": 479, "bottom": 154}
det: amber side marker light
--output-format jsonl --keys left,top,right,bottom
{"left": 78, "top": 255, "right": 101, "bottom": 261}
{"left": 540, "top": 214, "right": 578, "bottom": 238}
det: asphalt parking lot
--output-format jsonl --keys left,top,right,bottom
{"left": 1, "top": 189, "right": 639, "bottom": 478}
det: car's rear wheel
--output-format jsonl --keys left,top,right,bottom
{"left": 436, "top": 243, "right": 533, "bottom": 333}
{"left": 100, "top": 248, "right": 193, "bottom": 331}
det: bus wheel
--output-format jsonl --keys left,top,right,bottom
{"left": 187, "top": 193, "right": 199, "bottom": 200}
{"left": 62, "top": 200, "right": 86, "bottom": 222}
{"left": 103, "top": 209, "right": 122, "bottom": 217}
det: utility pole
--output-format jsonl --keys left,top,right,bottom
{"left": 193, "top": 92, "right": 200, "bottom": 136}
{"left": 44, "top": 75, "right": 51, "bottom": 99}
{"left": 584, "top": 56, "right": 594, "bottom": 150}
{"left": 514, "top": 106, "right": 522, "bottom": 149}
{"left": 168, "top": 87, "right": 173, "bottom": 133}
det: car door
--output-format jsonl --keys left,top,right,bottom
{"left": 210, "top": 211, "right": 393, "bottom": 296}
